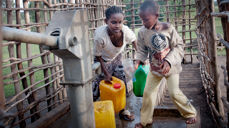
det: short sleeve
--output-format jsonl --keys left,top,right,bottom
{"left": 124, "top": 26, "right": 137, "bottom": 44}
{"left": 135, "top": 30, "right": 148, "bottom": 62}
{"left": 93, "top": 38, "right": 104, "bottom": 57}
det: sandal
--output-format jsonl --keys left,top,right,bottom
{"left": 119, "top": 109, "right": 135, "bottom": 121}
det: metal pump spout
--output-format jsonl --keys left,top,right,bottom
{"left": 2, "top": 9, "right": 95, "bottom": 128}
{"left": 2, "top": 27, "right": 58, "bottom": 47}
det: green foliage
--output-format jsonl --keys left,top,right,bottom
{"left": 2, "top": 0, "right": 5, "bottom": 7}
{"left": 122, "top": 0, "right": 194, "bottom": 27}
{"left": 2, "top": 44, "right": 54, "bottom": 97}
{"left": 123, "top": 0, "right": 142, "bottom": 27}
{"left": 217, "top": 48, "right": 226, "bottom": 56}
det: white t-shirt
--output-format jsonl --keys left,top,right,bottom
{"left": 93, "top": 25, "right": 136, "bottom": 62}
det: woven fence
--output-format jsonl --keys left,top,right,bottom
{"left": 122, "top": 0, "right": 197, "bottom": 63}
{"left": 1, "top": 0, "right": 228, "bottom": 127}
{"left": 1, "top": 0, "right": 121, "bottom": 127}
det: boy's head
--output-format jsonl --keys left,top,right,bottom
{"left": 139, "top": 0, "right": 159, "bottom": 29}
{"left": 105, "top": 6, "right": 124, "bottom": 34}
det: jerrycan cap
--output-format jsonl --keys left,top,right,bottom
{"left": 113, "top": 83, "right": 121, "bottom": 89}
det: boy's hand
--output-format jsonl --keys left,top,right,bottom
{"left": 134, "top": 63, "right": 139, "bottom": 70}
{"left": 134, "top": 60, "right": 141, "bottom": 70}
{"left": 150, "top": 63, "right": 161, "bottom": 71}
{"left": 160, "top": 60, "right": 171, "bottom": 75}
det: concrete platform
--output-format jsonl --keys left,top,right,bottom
{"left": 49, "top": 64, "right": 213, "bottom": 128}
{"left": 115, "top": 92, "right": 200, "bottom": 128}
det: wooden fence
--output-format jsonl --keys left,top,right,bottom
{"left": 122, "top": 0, "right": 197, "bottom": 63}
{"left": 1, "top": 0, "right": 122, "bottom": 127}
{"left": 1, "top": 0, "right": 229, "bottom": 128}
{"left": 196, "top": 0, "right": 228, "bottom": 127}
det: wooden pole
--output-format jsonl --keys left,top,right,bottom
{"left": 217, "top": 0, "right": 229, "bottom": 127}
{"left": 166, "top": 0, "right": 169, "bottom": 22}
{"left": 182, "top": 0, "right": 187, "bottom": 63}
{"left": 197, "top": 0, "right": 224, "bottom": 126}
{"left": 174, "top": 0, "right": 178, "bottom": 30}
{"left": 209, "top": 0, "right": 224, "bottom": 120}
{"left": 0, "top": 0, "right": 6, "bottom": 110}
{"left": 23, "top": 0, "right": 41, "bottom": 123}
{"left": 189, "top": 0, "right": 193, "bottom": 63}
{"left": 34, "top": 1, "right": 52, "bottom": 112}
{"left": 15, "top": 0, "right": 40, "bottom": 122}
{"left": 131, "top": 0, "right": 135, "bottom": 31}
{"left": 7, "top": 0, "right": 26, "bottom": 127}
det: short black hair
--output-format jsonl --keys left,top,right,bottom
{"left": 105, "top": 6, "right": 124, "bottom": 19}
{"left": 140, "top": 0, "right": 159, "bottom": 15}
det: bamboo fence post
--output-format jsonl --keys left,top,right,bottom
{"left": 6, "top": 0, "right": 26, "bottom": 127}
{"left": 197, "top": 0, "right": 223, "bottom": 124}
{"left": 54, "top": 56, "right": 64, "bottom": 103}
{"left": 55, "top": 0, "right": 66, "bottom": 98}
{"left": 44, "top": 0, "right": 59, "bottom": 106}
{"left": 46, "top": 0, "right": 65, "bottom": 101}
{"left": 131, "top": 0, "right": 135, "bottom": 31}
{"left": 50, "top": 0, "right": 64, "bottom": 103}
{"left": 174, "top": 0, "right": 178, "bottom": 30}
{"left": 34, "top": 1, "right": 53, "bottom": 112}
{"left": 53, "top": 0, "right": 57, "bottom": 17}
{"left": 75, "top": 0, "right": 78, "bottom": 6}
{"left": 166, "top": 0, "right": 169, "bottom": 22}
{"left": 47, "top": 47, "right": 58, "bottom": 105}
{"left": 23, "top": 0, "right": 42, "bottom": 123}
{"left": 0, "top": 0, "right": 6, "bottom": 110}
{"left": 44, "top": 2, "right": 48, "bottom": 22}
{"left": 182, "top": 0, "right": 186, "bottom": 63}
{"left": 188, "top": 0, "right": 193, "bottom": 63}
{"left": 16, "top": 0, "right": 40, "bottom": 122}
{"left": 63, "top": 0, "right": 67, "bottom": 8}
{"left": 49, "top": 0, "right": 54, "bottom": 18}
{"left": 217, "top": 1, "right": 229, "bottom": 127}
{"left": 102, "top": 0, "right": 105, "bottom": 25}
{"left": 207, "top": 0, "right": 224, "bottom": 118}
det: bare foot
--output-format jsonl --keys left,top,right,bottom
{"left": 119, "top": 110, "right": 135, "bottom": 121}
{"left": 135, "top": 122, "right": 152, "bottom": 128}
{"left": 186, "top": 117, "right": 197, "bottom": 124}
{"left": 135, "top": 123, "right": 144, "bottom": 128}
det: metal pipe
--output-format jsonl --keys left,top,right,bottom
{"left": 2, "top": 27, "right": 57, "bottom": 47}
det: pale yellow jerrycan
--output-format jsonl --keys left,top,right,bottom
{"left": 99, "top": 76, "right": 126, "bottom": 113}
{"left": 94, "top": 100, "right": 116, "bottom": 128}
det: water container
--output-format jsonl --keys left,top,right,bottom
{"left": 99, "top": 76, "right": 126, "bottom": 113}
{"left": 94, "top": 100, "right": 116, "bottom": 128}
{"left": 133, "top": 64, "right": 150, "bottom": 97}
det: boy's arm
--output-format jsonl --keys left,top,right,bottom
{"left": 135, "top": 31, "right": 148, "bottom": 69}
{"left": 164, "top": 25, "right": 184, "bottom": 66}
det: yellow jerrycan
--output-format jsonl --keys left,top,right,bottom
{"left": 99, "top": 76, "right": 126, "bottom": 113}
{"left": 94, "top": 100, "right": 116, "bottom": 128}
